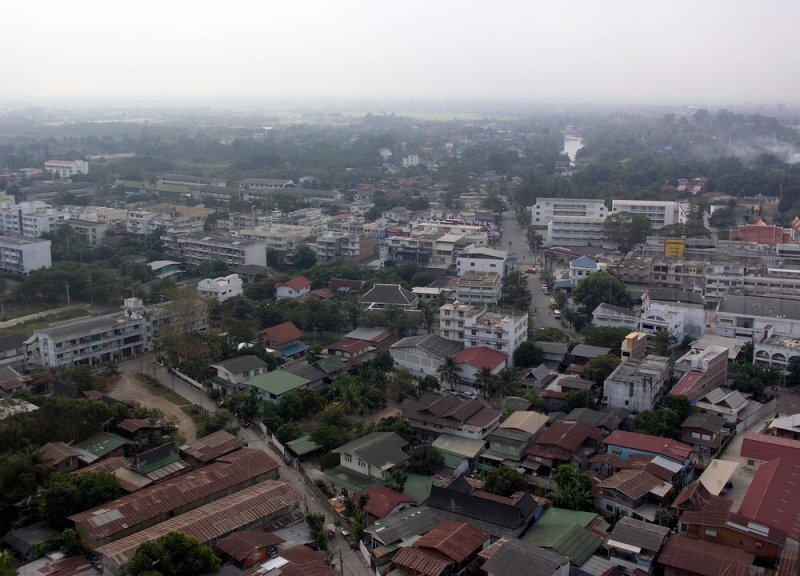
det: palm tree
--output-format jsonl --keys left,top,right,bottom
{"left": 437, "top": 356, "right": 461, "bottom": 391}
{"left": 474, "top": 367, "right": 498, "bottom": 400}
{"left": 496, "top": 367, "right": 521, "bottom": 398}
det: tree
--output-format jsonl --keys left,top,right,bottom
{"left": 418, "top": 375, "right": 440, "bottom": 394}
{"left": 563, "top": 389, "right": 597, "bottom": 412}
{"left": 513, "top": 340, "right": 544, "bottom": 367}
{"left": 484, "top": 467, "right": 525, "bottom": 497}
{"left": 0, "top": 550, "right": 15, "bottom": 576}
{"left": 632, "top": 408, "right": 683, "bottom": 440}
{"left": 495, "top": 367, "right": 521, "bottom": 398}
{"left": 419, "top": 302, "right": 436, "bottom": 334}
{"left": 548, "top": 465, "right": 593, "bottom": 511}
{"left": 501, "top": 271, "right": 532, "bottom": 311}
{"left": 305, "top": 513, "right": 329, "bottom": 552}
{"left": 294, "top": 245, "right": 317, "bottom": 269}
{"left": 42, "top": 471, "right": 123, "bottom": 528}
{"left": 437, "top": 356, "right": 461, "bottom": 391}
{"left": 652, "top": 328, "right": 678, "bottom": 356}
{"left": 127, "top": 531, "right": 220, "bottom": 576}
{"left": 531, "top": 327, "right": 570, "bottom": 343}
{"left": 474, "top": 367, "right": 499, "bottom": 400}
{"left": 582, "top": 326, "right": 631, "bottom": 354}
{"left": 660, "top": 395, "right": 692, "bottom": 422}
{"left": 388, "top": 469, "right": 408, "bottom": 492}
{"left": 603, "top": 211, "right": 652, "bottom": 251}
{"left": 573, "top": 271, "right": 632, "bottom": 320}
{"left": 583, "top": 354, "right": 621, "bottom": 385}
{"left": 278, "top": 393, "right": 306, "bottom": 421}
{"left": 406, "top": 446, "right": 444, "bottom": 475}
{"left": 276, "top": 421, "right": 303, "bottom": 444}
{"left": 373, "top": 416, "right": 415, "bottom": 443}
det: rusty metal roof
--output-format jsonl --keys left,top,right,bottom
{"left": 392, "top": 546, "right": 452, "bottom": 576}
{"left": 97, "top": 480, "right": 301, "bottom": 569}
{"left": 657, "top": 534, "right": 754, "bottom": 576}
{"left": 179, "top": 429, "right": 246, "bottom": 462}
{"left": 216, "top": 530, "right": 285, "bottom": 562}
{"left": 70, "top": 447, "right": 278, "bottom": 541}
{"left": 415, "top": 521, "right": 488, "bottom": 563}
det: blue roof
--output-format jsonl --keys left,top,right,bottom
{"left": 279, "top": 342, "right": 309, "bottom": 357}
{"left": 571, "top": 255, "right": 598, "bottom": 269}
{"left": 553, "top": 278, "right": 576, "bottom": 289}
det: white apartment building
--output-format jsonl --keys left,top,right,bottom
{"left": 456, "top": 245, "right": 509, "bottom": 277}
{"left": 166, "top": 233, "right": 267, "bottom": 267}
{"left": 529, "top": 198, "right": 607, "bottom": 227}
{"left": 639, "top": 303, "right": 685, "bottom": 343}
{"left": 439, "top": 302, "right": 528, "bottom": 362}
{"left": 455, "top": 271, "right": 502, "bottom": 305}
{"left": 26, "top": 297, "right": 208, "bottom": 370}
{"left": 238, "top": 224, "right": 313, "bottom": 252}
{"left": 64, "top": 219, "right": 109, "bottom": 246}
{"left": 45, "top": 160, "right": 89, "bottom": 178}
{"left": 716, "top": 294, "right": 800, "bottom": 340}
{"left": 0, "top": 196, "right": 58, "bottom": 239}
{"left": 126, "top": 210, "right": 205, "bottom": 237}
{"left": 197, "top": 274, "right": 243, "bottom": 302}
{"left": 402, "top": 155, "right": 420, "bottom": 168}
{"left": 546, "top": 216, "right": 610, "bottom": 247}
{"left": 238, "top": 178, "right": 293, "bottom": 190}
{"left": 0, "top": 236, "right": 52, "bottom": 274}
{"left": 611, "top": 200, "right": 683, "bottom": 229}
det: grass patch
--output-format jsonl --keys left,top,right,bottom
{"left": 0, "top": 309, "right": 91, "bottom": 337}
{"left": 136, "top": 372, "right": 193, "bottom": 407}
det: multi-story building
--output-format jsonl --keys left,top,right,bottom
{"left": 64, "top": 219, "right": 109, "bottom": 246}
{"left": 545, "top": 216, "right": 610, "bottom": 247}
{"left": 197, "top": 274, "right": 243, "bottom": 302}
{"left": 603, "top": 354, "right": 671, "bottom": 413}
{"left": 45, "top": 159, "right": 89, "bottom": 178}
{"left": 0, "top": 236, "right": 52, "bottom": 274}
{"left": 156, "top": 174, "right": 225, "bottom": 188}
{"left": 314, "top": 232, "right": 377, "bottom": 263}
{"left": 671, "top": 345, "right": 729, "bottom": 400}
{"left": 237, "top": 224, "right": 313, "bottom": 252}
{"left": 529, "top": 198, "right": 607, "bottom": 228}
{"left": 611, "top": 200, "right": 683, "bottom": 229}
{"left": 439, "top": 302, "right": 528, "bottom": 361}
{"left": 385, "top": 234, "right": 436, "bottom": 265}
{"left": 0, "top": 196, "right": 59, "bottom": 239}
{"left": 165, "top": 233, "right": 267, "bottom": 267}
{"left": 238, "top": 178, "right": 293, "bottom": 190}
{"left": 20, "top": 182, "right": 96, "bottom": 202}
{"left": 127, "top": 210, "right": 205, "bottom": 237}
{"left": 715, "top": 294, "right": 800, "bottom": 340}
{"left": 639, "top": 302, "right": 685, "bottom": 343}
{"left": 455, "top": 271, "right": 502, "bottom": 305}
{"left": 26, "top": 297, "right": 208, "bottom": 369}
{"left": 456, "top": 245, "right": 508, "bottom": 277}
{"left": 402, "top": 155, "right": 420, "bottom": 168}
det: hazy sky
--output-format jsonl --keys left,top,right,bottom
{"left": 4, "top": 0, "right": 799, "bottom": 106}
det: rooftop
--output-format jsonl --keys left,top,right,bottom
{"left": 332, "top": 432, "right": 409, "bottom": 471}
{"left": 718, "top": 294, "right": 800, "bottom": 320}
{"left": 211, "top": 355, "right": 270, "bottom": 375}
{"left": 604, "top": 430, "right": 693, "bottom": 463}
{"left": 657, "top": 534, "right": 755, "bottom": 576}
{"left": 482, "top": 538, "right": 567, "bottom": 576}
{"left": 392, "top": 334, "right": 463, "bottom": 361}
{"left": 738, "top": 457, "right": 800, "bottom": 538}
{"left": 245, "top": 371, "right": 311, "bottom": 397}
{"left": 180, "top": 430, "right": 245, "bottom": 463}
{"left": 606, "top": 516, "right": 669, "bottom": 553}
{"left": 453, "top": 347, "right": 508, "bottom": 370}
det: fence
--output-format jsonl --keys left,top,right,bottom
{"left": 171, "top": 367, "right": 204, "bottom": 390}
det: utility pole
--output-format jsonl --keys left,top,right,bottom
{"left": 64, "top": 282, "right": 71, "bottom": 306}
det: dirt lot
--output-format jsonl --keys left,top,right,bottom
{"left": 109, "top": 368, "right": 198, "bottom": 442}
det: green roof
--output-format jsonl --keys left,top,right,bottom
{"left": 522, "top": 522, "right": 602, "bottom": 566}
{"left": 286, "top": 435, "right": 322, "bottom": 457}
{"left": 245, "top": 371, "right": 310, "bottom": 396}
{"left": 316, "top": 356, "right": 346, "bottom": 374}
{"left": 440, "top": 452, "right": 465, "bottom": 470}
{"left": 536, "top": 507, "right": 600, "bottom": 528}
{"left": 402, "top": 473, "right": 432, "bottom": 504}
{"left": 74, "top": 432, "right": 128, "bottom": 457}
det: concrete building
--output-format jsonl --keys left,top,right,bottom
{"left": 390, "top": 334, "right": 463, "bottom": 378}
{"left": 604, "top": 342, "right": 672, "bottom": 413}
{"left": 238, "top": 178, "right": 293, "bottom": 190}
{"left": 156, "top": 174, "right": 225, "bottom": 187}
{"left": 546, "top": 216, "right": 610, "bottom": 247}
{"left": 45, "top": 159, "right": 89, "bottom": 178}
{"left": 64, "top": 219, "right": 109, "bottom": 246}
{"left": 753, "top": 334, "right": 800, "bottom": 368}
{"left": 238, "top": 224, "right": 313, "bottom": 252}
{"left": 314, "top": 232, "right": 377, "bottom": 263}
{"left": 639, "top": 302, "right": 685, "bottom": 343}
{"left": 331, "top": 432, "right": 409, "bottom": 481}
{"left": 26, "top": 297, "right": 207, "bottom": 369}
{"left": 274, "top": 276, "right": 312, "bottom": 301}
{"left": 570, "top": 255, "right": 600, "bottom": 282}
{"left": 197, "top": 274, "right": 243, "bottom": 302}
{"left": 166, "top": 233, "right": 267, "bottom": 267}
{"left": 402, "top": 154, "right": 420, "bottom": 168}
{"left": 716, "top": 294, "right": 800, "bottom": 340}
{"left": 0, "top": 236, "right": 51, "bottom": 274}
{"left": 456, "top": 245, "right": 509, "bottom": 277}
{"left": 529, "top": 198, "right": 607, "bottom": 227}
{"left": 0, "top": 196, "right": 59, "bottom": 239}
{"left": 670, "top": 345, "right": 729, "bottom": 400}
{"left": 611, "top": 200, "right": 682, "bottom": 229}
{"left": 455, "top": 270, "right": 502, "bottom": 305}
{"left": 439, "top": 302, "right": 528, "bottom": 360}
{"left": 592, "top": 303, "right": 639, "bottom": 330}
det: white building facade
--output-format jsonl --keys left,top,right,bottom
{"left": 610, "top": 200, "right": 683, "bottom": 229}
{"left": 456, "top": 246, "right": 509, "bottom": 277}
{"left": 529, "top": 198, "right": 607, "bottom": 227}
{"left": 197, "top": 274, "right": 243, "bottom": 302}
{"left": 439, "top": 302, "right": 528, "bottom": 362}
{"left": 45, "top": 160, "right": 89, "bottom": 178}
{"left": 0, "top": 236, "right": 52, "bottom": 274}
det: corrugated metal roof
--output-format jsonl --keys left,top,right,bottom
{"left": 657, "top": 534, "right": 754, "bottom": 576}
{"left": 180, "top": 430, "right": 245, "bottom": 462}
{"left": 97, "top": 480, "right": 301, "bottom": 569}
{"left": 522, "top": 522, "right": 602, "bottom": 566}
{"left": 392, "top": 546, "right": 451, "bottom": 576}
{"left": 482, "top": 538, "right": 568, "bottom": 576}
{"left": 415, "top": 521, "right": 488, "bottom": 563}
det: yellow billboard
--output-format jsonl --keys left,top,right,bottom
{"left": 664, "top": 237, "right": 686, "bottom": 257}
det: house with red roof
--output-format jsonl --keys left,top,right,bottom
{"left": 658, "top": 533, "right": 757, "bottom": 576}
{"left": 679, "top": 509, "right": 787, "bottom": 562}
{"left": 523, "top": 420, "right": 603, "bottom": 475}
{"left": 738, "top": 458, "right": 800, "bottom": 539}
{"left": 354, "top": 485, "right": 415, "bottom": 524}
{"left": 257, "top": 321, "right": 304, "bottom": 352}
{"left": 275, "top": 276, "right": 312, "bottom": 301}
{"left": 740, "top": 432, "right": 800, "bottom": 470}
{"left": 604, "top": 430, "right": 694, "bottom": 485}
{"left": 453, "top": 347, "right": 508, "bottom": 386}
{"left": 391, "top": 521, "right": 489, "bottom": 576}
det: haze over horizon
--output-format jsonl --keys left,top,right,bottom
{"left": 4, "top": 0, "right": 800, "bottom": 108}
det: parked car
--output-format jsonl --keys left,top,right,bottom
{"left": 526, "top": 267, "right": 537, "bottom": 274}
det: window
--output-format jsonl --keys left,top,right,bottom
{"left": 705, "top": 529, "right": 717, "bottom": 539}
{"left": 358, "top": 458, "right": 366, "bottom": 468}
{"left": 344, "top": 454, "right": 352, "bottom": 463}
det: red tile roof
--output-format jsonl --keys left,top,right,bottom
{"left": 453, "top": 347, "right": 508, "bottom": 370}
{"left": 658, "top": 534, "right": 755, "bottom": 576}
{"left": 738, "top": 458, "right": 800, "bottom": 539}
{"left": 604, "top": 430, "right": 693, "bottom": 463}
{"left": 740, "top": 433, "right": 800, "bottom": 463}
{"left": 258, "top": 321, "right": 304, "bottom": 347}
{"left": 415, "top": 521, "right": 488, "bottom": 563}
{"left": 531, "top": 420, "right": 603, "bottom": 453}
{"left": 356, "top": 485, "right": 414, "bottom": 520}
{"left": 276, "top": 276, "right": 312, "bottom": 291}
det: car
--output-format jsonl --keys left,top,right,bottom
{"left": 543, "top": 289, "right": 550, "bottom": 295}
{"left": 525, "top": 267, "right": 537, "bottom": 274}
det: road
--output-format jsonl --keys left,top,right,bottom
{"left": 498, "top": 207, "right": 563, "bottom": 330}
{"left": 113, "top": 357, "right": 372, "bottom": 576}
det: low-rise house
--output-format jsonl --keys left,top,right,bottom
{"left": 536, "top": 341, "right": 569, "bottom": 367}
{"left": 570, "top": 255, "right": 600, "bottom": 281}
{"left": 657, "top": 533, "right": 757, "bottom": 576}
{"left": 402, "top": 392, "right": 502, "bottom": 442}
{"left": 216, "top": 530, "right": 285, "bottom": 571}
{"left": 244, "top": 370, "right": 311, "bottom": 403}
{"left": 678, "top": 509, "right": 787, "bottom": 562}
{"left": 197, "top": 273, "right": 243, "bottom": 302}
{"left": 453, "top": 346, "right": 508, "bottom": 386}
{"left": 361, "top": 283, "right": 418, "bottom": 310}
{"left": 483, "top": 411, "right": 549, "bottom": 467}
{"left": 73, "top": 432, "right": 128, "bottom": 466}
{"left": 670, "top": 345, "right": 729, "bottom": 400}
{"left": 391, "top": 521, "right": 489, "bottom": 576}
{"left": 521, "top": 507, "right": 608, "bottom": 567}
{"left": 180, "top": 430, "right": 246, "bottom": 466}
{"left": 524, "top": 420, "right": 604, "bottom": 475}
{"left": 356, "top": 485, "right": 415, "bottom": 524}
{"left": 96, "top": 480, "right": 302, "bottom": 575}
{"left": 604, "top": 430, "right": 694, "bottom": 485}
{"left": 40, "top": 442, "right": 81, "bottom": 473}
{"left": 569, "top": 344, "right": 613, "bottom": 367}
{"left": 331, "top": 432, "right": 409, "bottom": 481}
{"left": 128, "top": 442, "right": 190, "bottom": 485}
{"left": 209, "top": 355, "right": 270, "bottom": 396}
{"left": 115, "top": 419, "right": 160, "bottom": 445}
{"left": 739, "top": 432, "right": 800, "bottom": 470}
{"left": 326, "top": 338, "right": 371, "bottom": 360}
{"left": 275, "top": 276, "right": 312, "bottom": 301}
{"left": 604, "top": 517, "right": 670, "bottom": 574}
{"left": 596, "top": 469, "right": 673, "bottom": 522}
{"left": 3, "top": 523, "right": 61, "bottom": 562}
{"left": 257, "top": 321, "right": 305, "bottom": 355}
{"left": 390, "top": 334, "right": 463, "bottom": 378}
{"left": 768, "top": 413, "right": 800, "bottom": 440}
{"left": 431, "top": 433, "right": 486, "bottom": 476}
{"left": 738, "top": 457, "right": 800, "bottom": 538}
{"left": 329, "top": 277, "right": 366, "bottom": 295}
{"left": 680, "top": 412, "right": 728, "bottom": 459}
{"left": 480, "top": 538, "right": 569, "bottom": 576}
{"left": 556, "top": 407, "right": 628, "bottom": 435}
